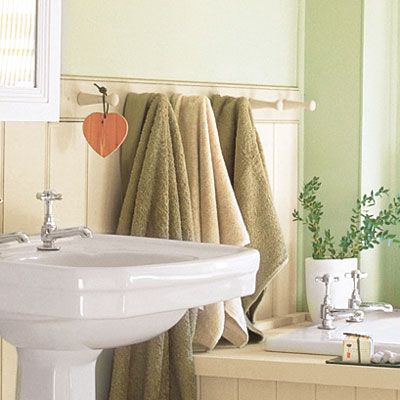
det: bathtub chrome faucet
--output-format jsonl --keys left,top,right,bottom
{"left": 316, "top": 271, "right": 393, "bottom": 330}
{"left": 0, "top": 232, "right": 30, "bottom": 244}
{"left": 36, "top": 190, "right": 93, "bottom": 251}
{"left": 345, "top": 269, "right": 393, "bottom": 321}
{"left": 316, "top": 274, "right": 365, "bottom": 330}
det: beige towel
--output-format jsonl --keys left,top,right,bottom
{"left": 211, "top": 95, "right": 288, "bottom": 323}
{"left": 109, "top": 93, "right": 196, "bottom": 400}
{"left": 171, "top": 95, "right": 250, "bottom": 349}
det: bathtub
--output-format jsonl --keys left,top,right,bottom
{"left": 264, "top": 311, "right": 400, "bottom": 356}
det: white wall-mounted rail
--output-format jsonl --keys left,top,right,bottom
{"left": 250, "top": 98, "right": 316, "bottom": 112}
{"left": 77, "top": 92, "right": 120, "bottom": 107}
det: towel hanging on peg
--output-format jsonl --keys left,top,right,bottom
{"left": 82, "top": 84, "right": 128, "bottom": 158}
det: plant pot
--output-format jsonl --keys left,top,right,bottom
{"left": 305, "top": 257, "right": 358, "bottom": 324}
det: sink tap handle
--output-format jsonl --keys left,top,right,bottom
{"left": 36, "top": 190, "right": 62, "bottom": 230}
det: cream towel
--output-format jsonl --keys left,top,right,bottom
{"left": 211, "top": 95, "right": 288, "bottom": 324}
{"left": 171, "top": 94, "right": 250, "bottom": 349}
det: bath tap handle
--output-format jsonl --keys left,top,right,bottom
{"left": 316, "top": 274, "right": 340, "bottom": 304}
{"left": 315, "top": 274, "right": 340, "bottom": 285}
{"left": 345, "top": 269, "right": 368, "bottom": 287}
{"left": 345, "top": 269, "right": 367, "bottom": 309}
{"left": 36, "top": 190, "right": 63, "bottom": 202}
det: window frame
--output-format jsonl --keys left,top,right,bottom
{"left": 0, "top": 0, "right": 61, "bottom": 121}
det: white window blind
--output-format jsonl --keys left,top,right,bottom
{"left": 0, "top": 0, "right": 37, "bottom": 88}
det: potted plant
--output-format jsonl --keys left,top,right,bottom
{"left": 293, "top": 177, "right": 400, "bottom": 323}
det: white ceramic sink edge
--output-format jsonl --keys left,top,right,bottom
{"left": 0, "top": 234, "right": 259, "bottom": 320}
{"left": 0, "top": 233, "right": 260, "bottom": 400}
{"left": 264, "top": 311, "right": 400, "bottom": 356}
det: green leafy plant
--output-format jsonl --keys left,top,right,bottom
{"left": 293, "top": 177, "right": 400, "bottom": 259}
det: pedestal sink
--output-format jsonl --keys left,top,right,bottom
{"left": 0, "top": 234, "right": 259, "bottom": 400}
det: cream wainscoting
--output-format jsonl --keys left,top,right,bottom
{"left": 195, "top": 343, "right": 400, "bottom": 400}
{"left": 0, "top": 75, "right": 300, "bottom": 399}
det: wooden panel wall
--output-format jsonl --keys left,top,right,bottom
{"left": 0, "top": 76, "right": 300, "bottom": 399}
{"left": 0, "top": 118, "right": 121, "bottom": 400}
{"left": 256, "top": 123, "right": 298, "bottom": 319}
{"left": 198, "top": 377, "right": 399, "bottom": 400}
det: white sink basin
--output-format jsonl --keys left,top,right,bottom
{"left": 0, "top": 234, "right": 259, "bottom": 400}
{"left": 265, "top": 311, "right": 400, "bottom": 356}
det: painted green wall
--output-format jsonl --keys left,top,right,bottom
{"left": 301, "top": 0, "right": 400, "bottom": 309}
{"left": 61, "top": 0, "right": 299, "bottom": 86}
{"left": 359, "top": 1, "right": 399, "bottom": 306}
{"left": 299, "top": 0, "right": 363, "bottom": 309}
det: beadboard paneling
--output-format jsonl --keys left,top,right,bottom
{"left": 0, "top": 343, "right": 15, "bottom": 400}
{"left": 198, "top": 377, "right": 400, "bottom": 400}
{"left": 239, "top": 379, "right": 276, "bottom": 400}
{"left": 3, "top": 122, "right": 46, "bottom": 233}
{"left": 200, "top": 377, "right": 238, "bottom": 400}
{"left": 277, "top": 382, "right": 315, "bottom": 400}
{"left": 316, "top": 385, "right": 355, "bottom": 400}
{"left": 272, "top": 123, "right": 298, "bottom": 317}
{"left": 48, "top": 122, "right": 87, "bottom": 227}
{"left": 0, "top": 123, "right": 4, "bottom": 232}
{"left": 87, "top": 150, "right": 121, "bottom": 233}
{"left": 253, "top": 122, "right": 299, "bottom": 320}
{"left": 356, "top": 388, "right": 397, "bottom": 400}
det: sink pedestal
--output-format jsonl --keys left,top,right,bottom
{"left": 17, "top": 348, "right": 102, "bottom": 400}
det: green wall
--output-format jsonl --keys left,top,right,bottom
{"left": 61, "top": 0, "right": 299, "bottom": 86}
{"left": 300, "top": 0, "right": 363, "bottom": 309}
{"left": 301, "top": 0, "right": 400, "bottom": 309}
{"left": 359, "top": 0, "right": 399, "bottom": 306}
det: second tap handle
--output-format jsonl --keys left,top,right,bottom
{"left": 345, "top": 269, "right": 368, "bottom": 289}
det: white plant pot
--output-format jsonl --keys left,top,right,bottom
{"left": 305, "top": 257, "right": 358, "bottom": 324}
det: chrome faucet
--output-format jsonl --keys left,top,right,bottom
{"left": 346, "top": 269, "right": 366, "bottom": 309}
{"left": 0, "top": 232, "right": 30, "bottom": 244}
{"left": 316, "top": 274, "right": 365, "bottom": 330}
{"left": 36, "top": 190, "right": 93, "bottom": 251}
{"left": 317, "top": 270, "right": 393, "bottom": 330}
{"left": 345, "top": 270, "right": 393, "bottom": 321}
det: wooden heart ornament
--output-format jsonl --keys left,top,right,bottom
{"left": 83, "top": 112, "right": 128, "bottom": 158}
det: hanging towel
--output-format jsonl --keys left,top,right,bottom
{"left": 109, "top": 93, "right": 196, "bottom": 400}
{"left": 210, "top": 95, "right": 288, "bottom": 323}
{"left": 170, "top": 95, "right": 250, "bottom": 349}
{"left": 120, "top": 93, "right": 156, "bottom": 198}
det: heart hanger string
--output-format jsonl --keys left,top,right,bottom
{"left": 94, "top": 83, "right": 109, "bottom": 119}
